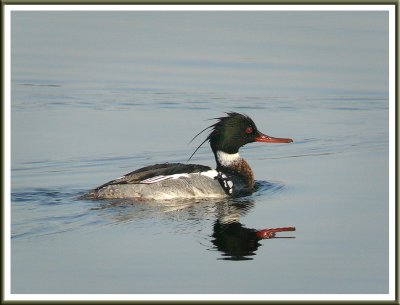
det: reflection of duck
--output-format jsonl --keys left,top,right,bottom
{"left": 212, "top": 220, "right": 295, "bottom": 261}
{"left": 92, "top": 196, "right": 256, "bottom": 225}
{"left": 81, "top": 112, "right": 292, "bottom": 200}
{"left": 92, "top": 195, "right": 295, "bottom": 261}
{"left": 212, "top": 220, "right": 259, "bottom": 261}
{"left": 211, "top": 199, "right": 295, "bottom": 260}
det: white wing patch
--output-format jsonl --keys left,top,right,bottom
{"left": 140, "top": 173, "right": 190, "bottom": 184}
{"left": 140, "top": 170, "right": 218, "bottom": 184}
{"left": 200, "top": 169, "right": 219, "bottom": 179}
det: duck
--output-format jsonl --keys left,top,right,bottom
{"left": 81, "top": 112, "right": 293, "bottom": 200}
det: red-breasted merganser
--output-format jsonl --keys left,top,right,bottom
{"left": 81, "top": 112, "right": 293, "bottom": 200}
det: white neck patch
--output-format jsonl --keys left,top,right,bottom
{"left": 216, "top": 151, "right": 241, "bottom": 167}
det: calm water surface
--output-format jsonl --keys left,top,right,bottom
{"left": 10, "top": 10, "right": 390, "bottom": 295}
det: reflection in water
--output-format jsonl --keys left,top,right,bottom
{"left": 12, "top": 181, "right": 295, "bottom": 260}
{"left": 212, "top": 221, "right": 295, "bottom": 261}
{"left": 210, "top": 198, "right": 295, "bottom": 261}
{"left": 90, "top": 181, "right": 295, "bottom": 261}
{"left": 212, "top": 220, "right": 260, "bottom": 261}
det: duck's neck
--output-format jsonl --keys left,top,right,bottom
{"left": 214, "top": 150, "right": 255, "bottom": 190}
{"left": 216, "top": 151, "right": 241, "bottom": 167}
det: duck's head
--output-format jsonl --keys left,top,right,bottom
{"left": 207, "top": 112, "right": 293, "bottom": 154}
{"left": 189, "top": 112, "right": 293, "bottom": 161}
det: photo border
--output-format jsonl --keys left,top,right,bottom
{"left": 2, "top": 2, "right": 397, "bottom": 303}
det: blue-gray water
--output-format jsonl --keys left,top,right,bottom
{"left": 10, "top": 10, "right": 389, "bottom": 294}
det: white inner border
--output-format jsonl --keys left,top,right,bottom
{"left": 3, "top": 4, "right": 396, "bottom": 302}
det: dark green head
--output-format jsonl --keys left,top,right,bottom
{"left": 208, "top": 112, "right": 261, "bottom": 154}
{"left": 188, "top": 112, "right": 293, "bottom": 161}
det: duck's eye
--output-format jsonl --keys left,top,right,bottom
{"left": 245, "top": 127, "right": 253, "bottom": 134}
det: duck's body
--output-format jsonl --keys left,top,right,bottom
{"left": 81, "top": 112, "right": 292, "bottom": 200}
{"left": 82, "top": 157, "right": 254, "bottom": 200}
{"left": 83, "top": 163, "right": 226, "bottom": 200}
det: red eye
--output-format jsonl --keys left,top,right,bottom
{"left": 245, "top": 127, "right": 253, "bottom": 134}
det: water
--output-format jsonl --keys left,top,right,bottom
{"left": 9, "top": 10, "right": 390, "bottom": 296}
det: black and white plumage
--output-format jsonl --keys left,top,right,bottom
{"left": 81, "top": 112, "right": 293, "bottom": 200}
{"left": 83, "top": 163, "right": 224, "bottom": 200}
